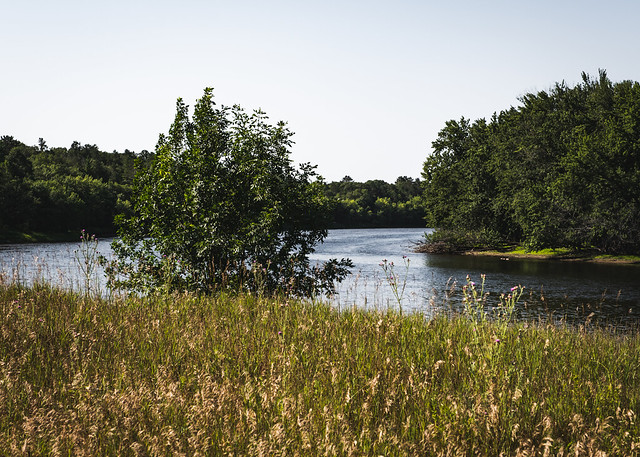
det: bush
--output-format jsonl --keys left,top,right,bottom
{"left": 108, "top": 89, "right": 351, "bottom": 296}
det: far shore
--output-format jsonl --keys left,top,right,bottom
{"left": 0, "top": 230, "right": 116, "bottom": 245}
{"left": 462, "top": 248, "right": 640, "bottom": 265}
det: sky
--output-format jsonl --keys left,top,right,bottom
{"left": 2, "top": 0, "right": 640, "bottom": 182}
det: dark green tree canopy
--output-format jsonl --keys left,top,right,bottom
{"left": 109, "top": 88, "right": 351, "bottom": 295}
{"left": 422, "top": 70, "right": 640, "bottom": 254}
{"left": 324, "top": 176, "right": 425, "bottom": 228}
{"left": 0, "top": 135, "right": 136, "bottom": 239}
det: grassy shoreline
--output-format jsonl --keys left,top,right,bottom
{"left": 1, "top": 283, "right": 638, "bottom": 455}
{"left": 461, "top": 247, "right": 640, "bottom": 264}
{"left": 416, "top": 238, "right": 640, "bottom": 265}
{"left": 0, "top": 229, "right": 117, "bottom": 244}
{"left": 0, "top": 230, "right": 88, "bottom": 244}
{"left": 0, "top": 230, "right": 78, "bottom": 244}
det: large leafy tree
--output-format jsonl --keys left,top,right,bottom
{"left": 422, "top": 70, "right": 640, "bottom": 254}
{"left": 109, "top": 88, "right": 351, "bottom": 295}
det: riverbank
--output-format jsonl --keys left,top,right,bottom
{"left": 415, "top": 240, "right": 640, "bottom": 265}
{"left": 0, "top": 229, "right": 115, "bottom": 244}
{"left": 463, "top": 247, "right": 640, "bottom": 265}
{"left": 1, "top": 283, "right": 638, "bottom": 455}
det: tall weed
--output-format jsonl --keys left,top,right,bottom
{"left": 1, "top": 284, "right": 638, "bottom": 455}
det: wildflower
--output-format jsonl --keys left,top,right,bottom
{"left": 494, "top": 338, "right": 501, "bottom": 344}
{"left": 278, "top": 331, "right": 283, "bottom": 336}
{"left": 511, "top": 286, "right": 518, "bottom": 292}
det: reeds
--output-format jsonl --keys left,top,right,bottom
{"left": 1, "top": 282, "right": 639, "bottom": 455}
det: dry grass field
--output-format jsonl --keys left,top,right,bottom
{"left": 1, "top": 282, "right": 639, "bottom": 455}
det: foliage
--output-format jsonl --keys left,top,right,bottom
{"left": 0, "top": 135, "right": 140, "bottom": 239}
{"left": 0, "top": 140, "right": 426, "bottom": 238}
{"left": 419, "top": 227, "right": 506, "bottom": 253}
{"left": 1, "top": 284, "right": 639, "bottom": 455}
{"left": 109, "top": 89, "right": 351, "bottom": 296}
{"left": 422, "top": 70, "right": 640, "bottom": 254}
{"left": 325, "top": 176, "right": 425, "bottom": 228}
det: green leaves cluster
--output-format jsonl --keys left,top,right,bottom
{"left": 422, "top": 70, "right": 640, "bottom": 254}
{"left": 110, "top": 88, "right": 351, "bottom": 296}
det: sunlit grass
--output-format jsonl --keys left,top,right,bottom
{"left": 508, "top": 246, "right": 573, "bottom": 257}
{"left": 594, "top": 254, "right": 640, "bottom": 263}
{"left": 477, "top": 246, "right": 640, "bottom": 264}
{"left": 1, "top": 282, "right": 639, "bottom": 455}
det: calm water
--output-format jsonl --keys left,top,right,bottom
{"left": 2, "top": 228, "right": 639, "bottom": 325}
{"left": 0, "top": 237, "right": 115, "bottom": 292}
{"left": 312, "top": 228, "right": 640, "bottom": 325}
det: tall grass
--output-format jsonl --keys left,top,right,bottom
{"left": 1, "top": 281, "right": 639, "bottom": 455}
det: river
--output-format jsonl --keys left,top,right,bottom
{"left": 1, "top": 228, "right": 639, "bottom": 325}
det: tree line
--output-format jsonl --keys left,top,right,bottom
{"left": 0, "top": 134, "right": 425, "bottom": 241}
{"left": 0, "top": 136, "right": 143, "bottom": 239}
{"left": 422, "top": 70, "right": 640, "bottom": 255}
{"left": 5, "top": 69, "right": 639, "bottom": 257}
{"left": 324, "top": 176, "right": 425, "bottom": 228}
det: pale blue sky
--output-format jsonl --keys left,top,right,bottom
{"left": 2, "top": 0, "right": 639, "bottom": 181}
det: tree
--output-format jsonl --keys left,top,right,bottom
{"left": 0, "top": 144, "right": 37, "bottom": 230}
{"left": 108, "top": 88, "right": 351, "bottom": 295}
{"left": 4, "top": 146, "right": 33, "bottom": 179}
{"left": 421, "top": 70, "right": 640, "bottom": 254}
{"left": 0, "top": 136, "right": 23, "bottom": 162}
{"left": 421, "top": 118, "right": 472, "bottom": 229}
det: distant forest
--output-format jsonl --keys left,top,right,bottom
{"left": 422, "top": 70, "right": 640, "bottom": 254}
{"left": 8, "top": 70, "right": 635, "bottom": 251}
{"left": 0, "top": 137, "right": 144, "bottom": 240}
{"left": 325, "top": 176, "right": 424, "bottom": 228}
{"left": 0, "top": 137, "right": 423, "bottom": 241}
